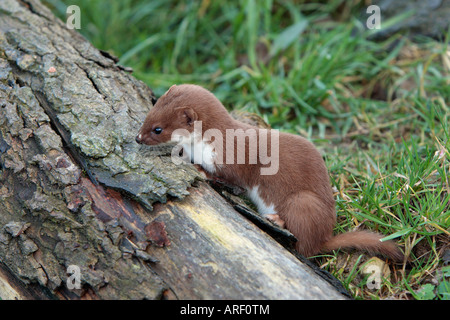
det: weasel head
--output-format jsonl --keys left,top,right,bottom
{"left": 136, "top": 84, "right": 200, "bottom": 145}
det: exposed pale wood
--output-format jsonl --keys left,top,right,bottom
{"left": 143, "top": 182, "right": 346, "bottom": 299}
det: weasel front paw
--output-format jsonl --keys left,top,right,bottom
{"left": 265, "top": 214, "right": 285, "bottom": 229}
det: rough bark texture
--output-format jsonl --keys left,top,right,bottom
{"left": 0, "top": 0, "right": 348, "bottom": 299}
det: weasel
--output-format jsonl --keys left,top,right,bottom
{"left": 136, "top": 84, "right": 403, "bottom": 261}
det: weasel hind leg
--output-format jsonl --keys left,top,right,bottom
{"left": 279, "top": 191, "right": 335, "bottom": 257}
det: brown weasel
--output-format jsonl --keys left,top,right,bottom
{"left": 136, "top": 84, "right": 403, "bottom": 261}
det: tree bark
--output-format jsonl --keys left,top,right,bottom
{"left": 0, "top": 0, "right": 348, "bottom": 299}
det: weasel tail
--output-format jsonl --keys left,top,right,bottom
{"left": 321, "top": 231, "right": 404, "bottom": 262}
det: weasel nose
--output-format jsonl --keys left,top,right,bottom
{"left": 135, "top": 135, "right": 142, "bottom": 144}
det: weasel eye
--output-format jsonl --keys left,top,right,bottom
{"left": 153, "top": 127, "right": 163, "bottom": 134}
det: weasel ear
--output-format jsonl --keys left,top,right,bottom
{"left": 165, "top": 84, "right": 177, "bottom": 95}
{"left": 177, "top": 107, "right": 198, "bottom": 126}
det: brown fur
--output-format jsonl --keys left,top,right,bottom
{"left": 136, "top": 84, "right": 404, "bottom": 261}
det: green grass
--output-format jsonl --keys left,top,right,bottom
{"left": 44, "top": 0, "right": 449, "bottom": 300}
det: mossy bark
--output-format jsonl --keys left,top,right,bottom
{"left": 0, "top": 0, "right": 348, "bottom": 299}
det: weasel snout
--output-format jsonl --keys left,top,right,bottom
{"left": 135, "top": 134, "right": 143, "bottom": 144}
